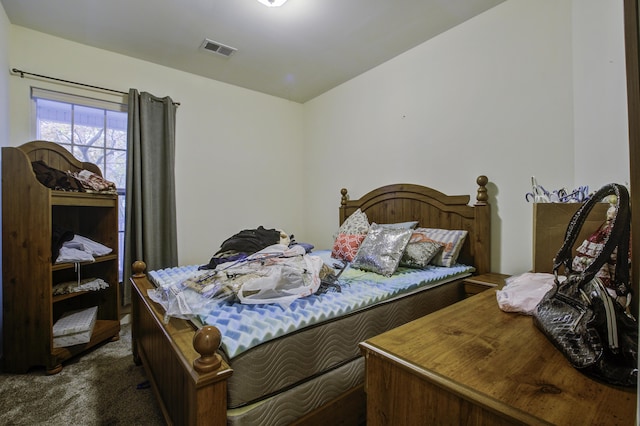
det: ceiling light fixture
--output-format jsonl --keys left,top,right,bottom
{"left": 257, "top": 0, "right": 288, "bottom": 7}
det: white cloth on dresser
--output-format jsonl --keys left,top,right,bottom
{"left": 496, "top": 272, "right": 559, "bottom": 315}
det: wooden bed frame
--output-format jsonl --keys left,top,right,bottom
{"left": 129, "top": 175, "right": 491, "bottom": 425}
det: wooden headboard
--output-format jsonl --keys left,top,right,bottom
{"left": 339, "top": 176, "right": 491, "bottom": 274}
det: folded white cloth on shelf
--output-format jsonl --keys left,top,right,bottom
{"left": 56, "top": 247, "right": 95, "bottom": 263}
{"left": 67, "top": 235, "right": 113, "bottom": 256}
{"left": 53, "top": 306, "right": 99, "bottom": 348}
{"left": 55, "top": 234, "right": 112, "bottom": 263}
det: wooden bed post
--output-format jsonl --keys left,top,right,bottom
{"left": 339, "top": 188, "right": 349, "bottom": 225}
{"left": 474, "top": 175, "right": 491, "bottom": 275}
{"left": 193, "top": 326, "right": 223, "bottom": 373}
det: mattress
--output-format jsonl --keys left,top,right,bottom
{"left": 149, "top": 250, "right": 473, "bottom": 408}
{"left": 226, "top": 357, "right": 364, "bottom": 426}
{"left": 226, "top": 277, "right": 465, "bottom": 408}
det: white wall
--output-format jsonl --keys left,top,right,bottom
{"left": 304, "top": 0, "right": 628, "bottom": 275}
{"left": 573, "top": 0, "right": 629, "bottom": 189}
{"left": 0, "top": 4, "right": 8, "bottom": 148}
{"left": 0, "top": 0, "right": 10, "bottom": 356}
{"left": 8, "top": 26, "right": 306, "bottom": 267}
{"left": 5, "top": 0, "right": 630, "bottom": 277}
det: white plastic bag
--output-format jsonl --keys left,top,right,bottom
{"left": 236, "top": 250, "right": 323, "bottom": 306}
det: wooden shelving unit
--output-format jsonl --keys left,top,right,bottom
{"left": 2, "top": 141, "right": 120, "bottom": 374}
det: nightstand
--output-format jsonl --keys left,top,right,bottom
{"left": 463, "top": 272, "right": 509, "bottom": 297}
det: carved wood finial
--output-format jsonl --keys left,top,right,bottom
{"left": 193, "top": 326, "right": 222, "bottom": 373}
{"left": 476, "top": 175, "right": 488, "bottom": 205}
{"left": 340, "top": 188, "right": 348, "bottom": 207}
{"left": 132, "top": 261, "right": 147, "bottom": 278}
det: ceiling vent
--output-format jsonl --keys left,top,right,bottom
{"left": 200, "top": 39, "right": 237, "bottom": 58}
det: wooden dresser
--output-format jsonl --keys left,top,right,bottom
{"left": 360, "top": 289, "right": 637, "bottom": 425}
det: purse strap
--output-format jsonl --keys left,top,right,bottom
{"left": 553, "top": 183, "right": 631, "bottom": 288}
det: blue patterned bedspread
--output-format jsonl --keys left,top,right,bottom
{"left": 149, "top": 250, "right": 474, "bottom": 359}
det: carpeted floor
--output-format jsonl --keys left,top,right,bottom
{"left": 0, "top": 316, "right": 165, "bottom": 425}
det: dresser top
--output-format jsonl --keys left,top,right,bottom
{"left": 361, "top": 290, "right": 637, "bottom": 425}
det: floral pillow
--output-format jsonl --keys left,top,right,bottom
{"left": 351, "top": 224, "right": 413, "bottom": 277}
{"left": 331, "top": 233, "right": 366, "bottom": 262}
{"left": 331, "top": 209, "right": 370, "bottom": 261}
{"left": 333, "top": 208, "right": 370, "bottom": 240}
{"left": 412, "top": 228, "right": 468, "bottom": 267}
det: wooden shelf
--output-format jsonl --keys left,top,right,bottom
{"left": 51, "top": 320, "right": 120, "bottom": 356}
{"left": 52, "top": 285, "right": 112, "bottom": 303}
{"left": 49, "top": 319, "right": 121, "bottom": 374}
{"left": 51, "top": 190, "right": 117, "bottom": 207}
{"left": 2, "top": 141, "right": 121, "bottom": 374}
{"left": 52, "top": 254, "right": 119, "bottom": 271}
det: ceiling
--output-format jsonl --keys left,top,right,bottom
{"left": 2, "top": 0, "right": 506, "bottom": 103}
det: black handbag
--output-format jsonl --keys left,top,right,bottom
{"left": 533, "top": 183, "right": 638, "bottom": 387}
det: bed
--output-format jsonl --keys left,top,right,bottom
{"left": 129, "top": 176, "right": 491, "bottom": 425}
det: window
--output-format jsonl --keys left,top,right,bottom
{"left": 32, "top": 88, "right": 128, "bottom": 280}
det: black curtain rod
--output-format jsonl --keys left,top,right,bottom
{"left": 11, "top": 68, "right": 180, "bottom": 106}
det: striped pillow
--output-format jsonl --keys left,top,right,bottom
{"left": 412, "top": 228, "right": 468, "bottom": 267}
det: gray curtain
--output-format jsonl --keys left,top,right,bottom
{"left": 123, "top": 89, "right": 178, "bottom": 305}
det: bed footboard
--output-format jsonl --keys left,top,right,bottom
{"left": 131, "top": 261, "right": 233, "bottom": 425}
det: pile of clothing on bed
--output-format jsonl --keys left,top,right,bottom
{"left": 199, "top": 226, "right": 300, "bottom": 269}
{"left": 149, "top": 226, "right": 333, "bottom": 318}
{"left": 150, "top": 203, "right": 475, "bottom": 318}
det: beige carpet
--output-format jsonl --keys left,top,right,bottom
{"left": 0, "top": 318, "right": 165, "bottom": 425}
